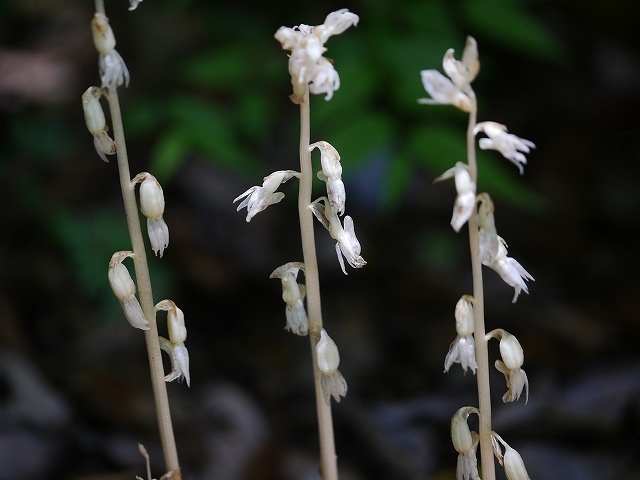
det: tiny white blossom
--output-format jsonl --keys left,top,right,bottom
{"left": 435, "top": 162, "right": 476, "bottom": 232}
{"left": 310, "top": 141, "right": 345, "bottom": 215}
{"left": 488, "top": 329, "right": 528, "bottom": 403}
{"left": 450, "top": 407, "right": 480, "bottom": 480}
{"left": 91, "top": 13, "right": 129, "bottom": 88}
{"left": 495, "top": 360, "right": 529, "bottom": 404}
{"left": 310, "top": 197, "right": 366, "bottom": 274}
{"left": 444, "top": 295, "right": 477, "bottom": 374}
{"left": 234, "top": 170, "right": 300, "bottom": 222}
{"left": 419, "top": 70, "right": 472, "bottom": 112}
{"left": 316, "top": 329, "right": 347, "bottom": 404}
{"left": 275, "top": 9, "right": 358, "bottom": 102}
{"left": 492, "top": 433, "right": 531, "bottom": 480}
{"left": 132, "top": 172, "right": 170, "bottom": 257}
{"left": 486, "top": 237, "right": 534, "bottom": 303}
{"left": 270, "top": 262, "right": 309, "bottom": 336}
{"left": 82, "top": 86, "right": 116, "bottom": 162}
{"left": 156, "top": 300, "right": 190, "bottom": 387}
{"left": 108, "top": 251, "right": 149, "bottom": 330}
{"left": 474, "top": 122, "right": 535, "bottom": 175}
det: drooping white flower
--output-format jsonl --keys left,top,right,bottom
{"left": 419, "top": 36, "right": 479, "bottom": 112}
{"left": 488, "top": 237, "right": 534, "bottom": 303}
{"left": 434, "top": 162, "right": 476, "bottom": 232}
{"left": 488, "top": 329, "right": 528, "bottom": 403}
{"left": 444, "top": 295, "right": 477, "bottom": 374}
{"left": 491, "top": 433, "right": 531, "bottom": 480}
{"left": 234, "top": 170, "right": 300, "bottom": 222}
{"left": 270, "top": 262, "right": 309, "bottom": 336}
{"left": 450, "top": 407, "right": 480, "bottom": 480}
{"left": 310, "top": 141, "right": 345, "bottom": 215}
{"left": 310, "top": 197, "right": 366, "bottom": 274}
{"left": 91, "top": 13, "right": 130, "bottom": 89}
{"left": 108, "top": 251, "right": 149, "bottom": 330}
{"left": 132, "top": 172, "right": 170, "bottom": 257}
{"left": 316, "top": 329, "right": 347, "bottom": 404}
{"left": 82, "top": 86, "right": 116, "bottom": 162}
{"left": 275, "top": 9, "right": 359, "bottom": 102}
{"left": 473, "top": 122, "right": 535, "bottom": 175}
{"left": 156, "top": 299, "right": 190, "bottom": 387}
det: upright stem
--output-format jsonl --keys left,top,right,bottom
{"left": 466, "top": 94, "right": 495, "bottom": 480}
{"left": 298, "top": 91, "right": 338, "bottom": 480}
{"left": 107, "top": 87, "right": 181, "bottom": 479}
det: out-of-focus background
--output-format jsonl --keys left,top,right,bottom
{"left": 1, "top": 0, "right": 639, "bottom": 479}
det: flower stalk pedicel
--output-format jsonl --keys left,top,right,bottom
{"left": 421, "top": 37, "right": 536, "bottom": 480}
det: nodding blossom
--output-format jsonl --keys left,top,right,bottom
{"left": 487, "top": 329, "right": 528, "bottom": 403}
{"left": 310, "top": 141, "right": 346, "bottom": 216}
{"left": 419, "top": 36, "right": 479, "bottom": 112}
{"left": 156, "top": 299, "right": 190, "bottom": 387}
{"left": 91, "top": 13, "right": 129, "bottom": 89}
{"left": 82, "top": 86, "right": 116, "bottom": 162}
{"left": 310, "top": 197, "right": 366, "bottom": 275}
{"left": 474, "top": 122, "right": 535, "bottom": 175}
{"left": 492, "top": 433, "right": 532, "bottom": 480}
{"left": 435, "top": 162, "right": 476, "bottom": 232}
{"left": 132, "top": 172, "right": 169, "bottom": 257}
{"left": 270, "top": 262, "right": 309, "bottom": 336}
{"left": 316, "top": 329, "right": 347, "bottom": 404}
{"left": 274, "top": 9, "right": 359, "bottom": 103}
{"left": 233, "top": 170, "right": 300, "bottom": 222}
{"left": 108, "top": 251, "right": 149, "bottom": 330}
{"left": 444, "top": 295, "right": 477, "bottom": 374}
{"left": 450, "top": 407, "right": 480, "bottom": 480}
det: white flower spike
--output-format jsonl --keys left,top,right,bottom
{"left": 132, "top": 173, "right": 170, "bottom": 257}
{"left": 234, "top": 170, "right": 300, "bottom": 222}
{"left": 316, "top": 329, "right": 347, "bottom": 404}
{"left": 492, "top": 433, "right": 531, "bottom": 480}
{"left": 474, "top": 122, "right": 535, "bottom": 175}
{"left": 270, "top": 262, "right": 309, "bottom": 336}
{"left": 434, "top": 162, "right": 476, "bottom": 232}
{"left": 450, "top": 407, "right": 480, "bottom": 480}
{"left": 91, "top": 13, "right": 130, "bottom": 89}
{"left": 108, "top": 251, "right": 149, "bottom": 330}
{"left": 444, "top": 295, "right": 477, "bottom": 374}
{"left": 310, "top": 197, "right": 366, "bottom": 274}
{"left": 275, "top": 9, "right": 358, "bottom": 102}
{"left": 487, "top": 329, "right": 529, "bottom": 403}
{"left": 310, "top": 141, "right": 346, "bottom": 215}
{"left": 82, "top": 86, "right": 116, "bottom": 162}
{"left": 156, "top": 299, "right": 190, "bottom": 387}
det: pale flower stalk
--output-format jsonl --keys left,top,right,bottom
{"left": 233, "top": 170, "right": 300, "bottom": 222}
{"left": 270, "top": 262, "right": 309, "bottom": 336}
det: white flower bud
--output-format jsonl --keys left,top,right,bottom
{"left": 137, "top": 173, "right": 165, "bottom": 220}
{"left": 270, "top": 262, "right": 308, "bottom": 336}
{"left": 461, "top": 36, "right": 480, "bottom": 82}
{"left": 108, "top": 262, "right": 136, "bottom": 300}
{"left": 492, "top": 433, "right": 531, "bottom": 480}
{"left": 454, "top": 295, "right": 474, "bottom": 337}
{"left": 316, "top": 329, "right": 340, "bottom": 374}
{"left": 498, "top": 331, "right": 524, "bottom": 371}
{"left": 82, "top": 87, "right": 106, "bottom": 135}
{"left": 450, "top": 407, "right": 480, "bottom": 480}
{"left": 156, "top": 300, "right": 187, "bottom": 345}
{"left": 91, "top": 13, "right": 116, "bottom": 55}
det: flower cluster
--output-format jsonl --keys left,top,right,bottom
{"left": 108, "top": 251, "right": 149, "bottom": 330}
{"left": 82, "top": 86, "right": 116, "bottom": 162}
{"left": 91, "top": 12, "right": 129, "bottom": 89}
{"left": 156, "top": 300, "right": 190, "bottom": 387}
{"left": 132, "top": 173, "right": 170, "bottom": 257}
{"left": 275, "top": 9, "right": 359, "bottom": 102}
{"left": 316, "top": 329, "right": 348, "bottom": 404}
{"left": 270, "top": 262, "right": 309, "bottom": 336}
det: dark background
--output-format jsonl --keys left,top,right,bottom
{"left": 1, "top": 0, "right": 639, "bottom": 479}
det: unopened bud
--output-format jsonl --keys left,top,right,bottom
{"left": 108, "top": 251, "right": 136, "bottom": 300}
{"left": 316, "top": 329, "right": 340, "bottom": 374}
{"left": 137, "top": 173, "right": 165, "bottom": 220}
{"left": 91, "top": 13, "right": 116, "bottom": 55}
{"left": 450, "top": 406, "right": 477, "bottom": 453}
{"left": 454, "top": 295, "right": 474, "bottom": 337}
{"left": 82, "top": 87, "right": 106, "bottom": 135}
